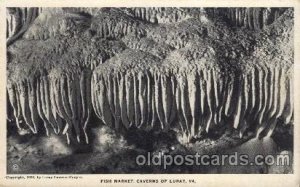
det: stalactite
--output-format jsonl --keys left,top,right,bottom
{"left": 7, "top": 82, "right": 23, "bottom": 131}
{"left": 7, "top": 8, "right": 40, "bottom": 46}
{"left": 216, "top": 8, "right": 288, "bottom": 30}
{"left": 7, "top": 8, "right": 293, "bottom": 145}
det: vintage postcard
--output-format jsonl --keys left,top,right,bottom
{"left": 0, "top": 0, "right": 299, "bottom": 186}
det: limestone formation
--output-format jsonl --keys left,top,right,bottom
{"left": 7, "top": 8, "right": 293, "bottom": 144}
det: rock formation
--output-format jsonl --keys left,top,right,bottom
{"left": 7, "top": 8, "right": 293, "bottom": 144}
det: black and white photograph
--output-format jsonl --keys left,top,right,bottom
{"left": 6, "top": 7, "right": 294, "bottom": 175}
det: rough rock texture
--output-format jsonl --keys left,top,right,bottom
{"left": 206, "top": 8, "right": 287, "bottom": 30}
{"left": 6, "top": 8, "right": 42, "bottom": 46}
{"left": 7, "top": 8, "right": 293, "bottom": 146}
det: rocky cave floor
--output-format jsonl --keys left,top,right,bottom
{"left": 7, "top": 120, "right": 293, "bottom": 174}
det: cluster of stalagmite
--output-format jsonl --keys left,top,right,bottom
{"left": 7, "top": 7, "right": 293, "bottom": 144}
